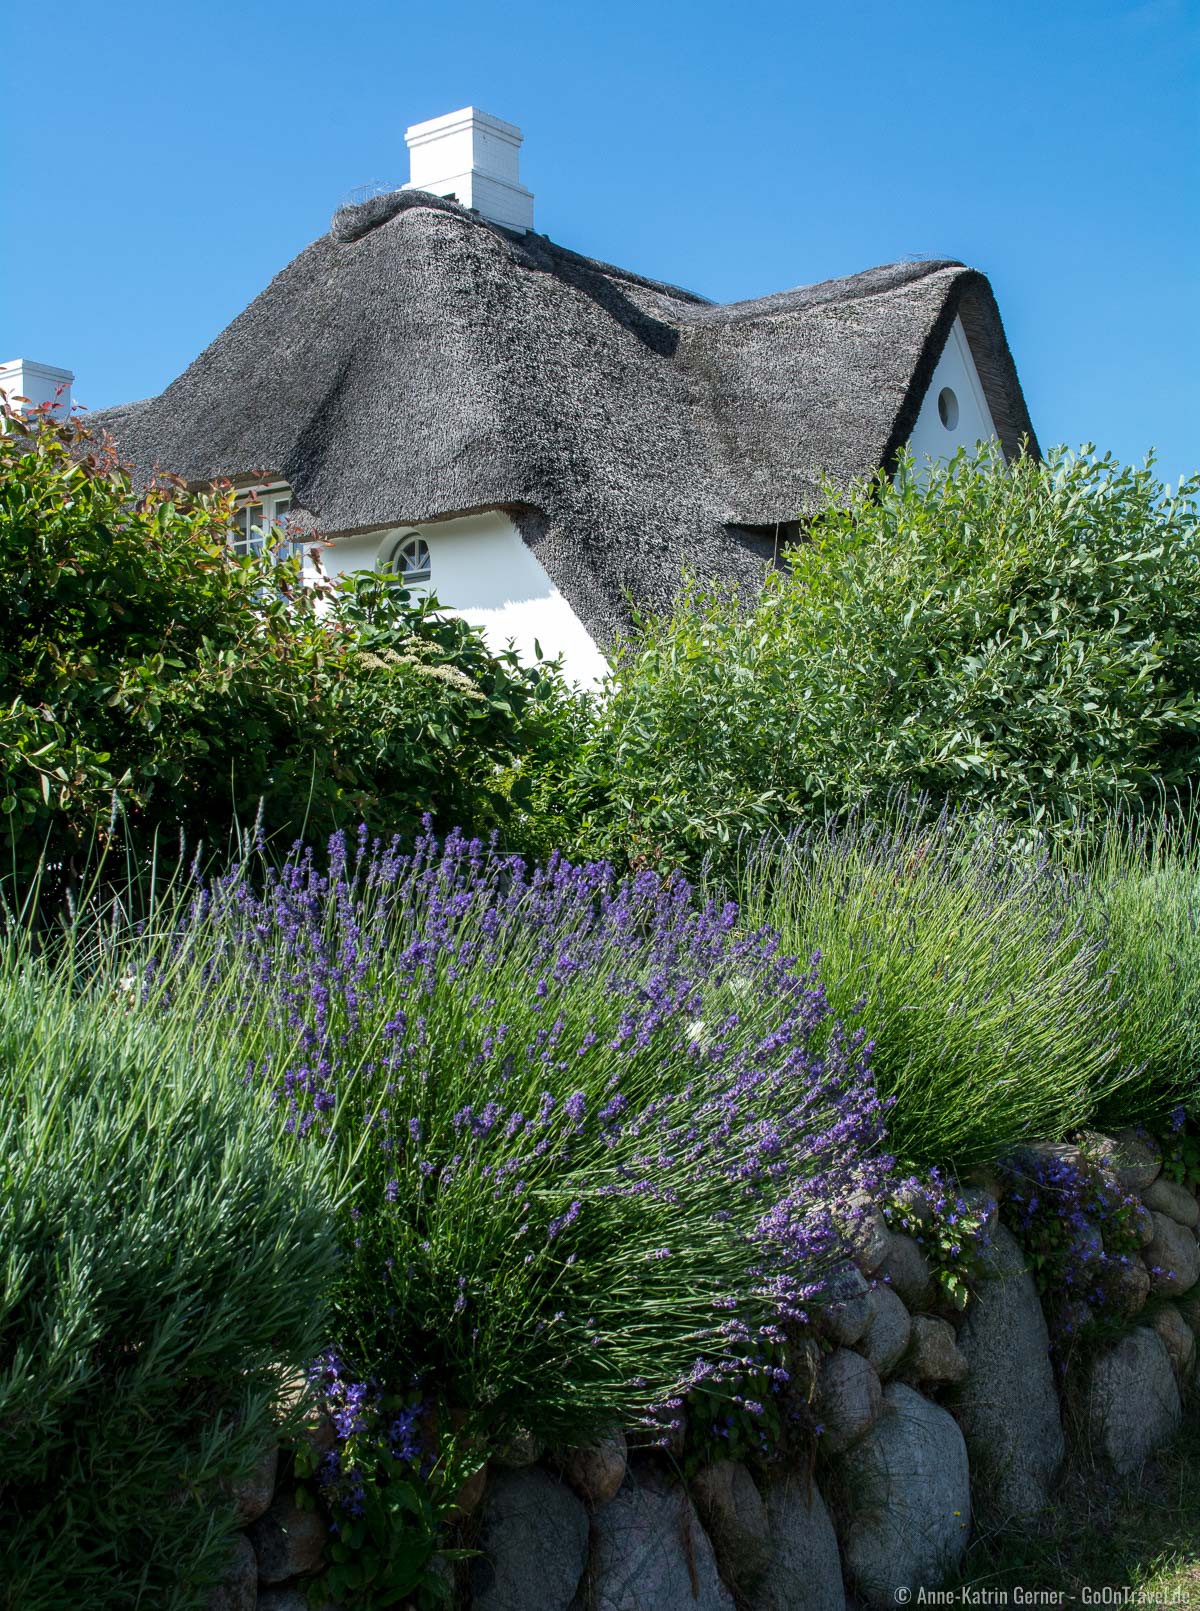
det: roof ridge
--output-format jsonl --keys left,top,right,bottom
{"left": 693, "top": 258, "right": 967, "bottom": 324}
{"left": 534, "top": 238, "right": 712, "bottom": 307}
{"left": 330, "top": 186, "right": 713, "bottom": 307}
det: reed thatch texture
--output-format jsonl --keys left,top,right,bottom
{"left": 88, "top": 191, "right": 1037, "bottom": 646}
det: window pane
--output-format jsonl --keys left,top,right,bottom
{"left": 398, "top": 537, "right": 431, "bottom": 581}
{"left": 380, "top": 534, "right": 431, "bottom": 585}
{"left": 245, "top": 504, "right": 265, "bottom": 554}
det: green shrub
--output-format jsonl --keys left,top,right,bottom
{"left": 0, "top": 940, "right": 338, "bottom": 1610}
{"left": 0, "top": 404, "right": 579, "bottom": 890}
{"left": 738, "top": 803, "right": 1134, "bottom": 1169}
{"left": 583, "top": 446, "right": 1200, "bottom": 872}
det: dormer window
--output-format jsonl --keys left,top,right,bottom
{"left": 379, "top": 532, "right": 431, "bottom": 587}
{"left": 230, "top": 485, "right": 297, "bottom": 559}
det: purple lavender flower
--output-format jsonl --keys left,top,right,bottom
{"left": 165, "top": 824, "right": 889, "bottom": 1448}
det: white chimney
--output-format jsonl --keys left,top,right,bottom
{"left": 0, "top": 358, "right": 74, "bottom": 420}
{"left": 403, "top": 107, "right": 534, "bottom": 234}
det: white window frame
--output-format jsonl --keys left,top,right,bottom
{"left": 378, "top": 531, "right": 432, "bottom": 590}
{"left": 230, "top": 482, "right": 302, "bottom": 561}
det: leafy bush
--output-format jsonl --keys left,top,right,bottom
{"left": 131, "top": 825, "right": 890, "bottom": 1600}
{"left": 737, "top": 804, "right": 1131, "bottom": 1169}
{"left": 583, "top": 447, "right": 1200, "bottom": 872}
{"left": 0, "top": 940, "right": 337, "bottom": 1610}
{"left": 0, "top": 405, "right": 577, "bottom": 889}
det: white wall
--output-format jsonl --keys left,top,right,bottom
{"left": 906, "top": 316, "right": 998, "bottom": 468}
{"left": 316, "top": 510, "right": 609, "bottom": 688}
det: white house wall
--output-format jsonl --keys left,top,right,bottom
{"left": 905, "top": 315, "right": 998, "bottom": 467}
{"left": 317, "top": 510, "right": 609, "bottom": 689}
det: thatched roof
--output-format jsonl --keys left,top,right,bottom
{"left": 87, "top": 190, "right": 1038, "bottom": 647}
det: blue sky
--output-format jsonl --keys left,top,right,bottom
{"left": 3, "top": 0, "right": 1196, "bottom": 484}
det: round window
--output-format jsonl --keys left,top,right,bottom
{"left": 937, "top": 387, "right": 960, "bottom": 431}
{"left": 380, "top": 533, "right": 431, "bottom": 585}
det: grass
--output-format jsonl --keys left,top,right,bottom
{"left": 955, "top": 1416, "right": 1200, "bottom": 1602}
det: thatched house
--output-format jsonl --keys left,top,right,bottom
{"left": 9, "top": 108, "right": 1038, "bottom": 685}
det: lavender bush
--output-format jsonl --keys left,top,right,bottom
{"left": 159, "top": 822, "right": 889, "bottom": 1453}
{"left": 1065, "top": 809, "right": 1200, "bottom": 1127}
{"left": 738, "top": 803, "right": 1131, "bottom": 1168}
{"left": 0, "top": 939, "right": 337, "bottom": 1611}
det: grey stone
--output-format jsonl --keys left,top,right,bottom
{"left": 591, "top": 1472, "right": 735, "bottom": 1611}
{"left": 492, "top": 1426, "right": 544, "bottom": 1468}
{"left": 843, "top": 1192, "right": 891, "bottom": 1275}
{"left": 471, "top": 1467, "right": 589, "bottom": 1611}
{"left": 247, "top": 1492, "right": 327, "bottom": 1584}
{"left": 890, "top": 1181, "right": 936, "bottom": 1228}
{"left": 875, "top": 1231, "right": 935, "bottom": 1311}
{"left": 899, "top": 1316, "right": 968, "bottom": 1386}
{"left": 818, "top": 1264, "right": 873, "bottom": 1346}
{"left": 230, "top": 1443, "right": 278, "bottom": 1527}
{"left": 1151, "top": 1304, "right": 1197, "bottom": 1388}
{"left": 786, "top": 1335, "right": 823, "bottom": 1392}
{"left": 560, "top": 1424, "right": 628, "bottom": 1507}
{"left": 816, "top": 1347, "right": 882, "bottom": 1455}
{"left": 1020, "top": 1140, "right": 1087, "bottom": 1175}
{"left": 1088, "top": 1129, "right": 1162, "bottom": 1193}
{"left": 691, "top": 1460, "right": 771, "bottom": 1588}
{"left": 1143, "top": 1177, "right": 1200, "bottom": 1229}
{"left": 965, "top": 1164, "right": 1005, "bottom": 1203}
{"left": 1084, "top": 1326, "right": 1182, "bottom": 1474}
{"left": 952, "top": 1224, "right": 1064, "bottom": 1523}
{"left": 1132, "top": 1202, "right": 1156, "bottom": 1248}
{"left": 782, "top": 1335, "right": 823, "bottom": 1428}
{"left": 855, "top": 1284, "right": 913, "bottom": 1377}
{"left": 1176, "top": 1284, "right": 1200, "bottom": 1333}
{"left": 1105, "top": 1253, "right": 1151, "bottom": 1317}
{"left": 748, "top": 1478, "right": 845, "bottom": 1611}
{"left": 1113, "top": 1128, "right": 1163, "bottom": 1191}
{"left": 205, "top": 1534, "right": 257, "bottom": 1611}
{"left": 1145, "top": 1212, "right": 1200, "bottom": 1296}
{"left": 835, "top": 1383, "right": 970, "bottom": 1607}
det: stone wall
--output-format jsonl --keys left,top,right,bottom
{"left": 208, "top": 1130, "right": 1199, "bottom": 1611}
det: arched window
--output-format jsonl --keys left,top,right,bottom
{"left": 380, "top": 532, "right": 431, "bottom": 586}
